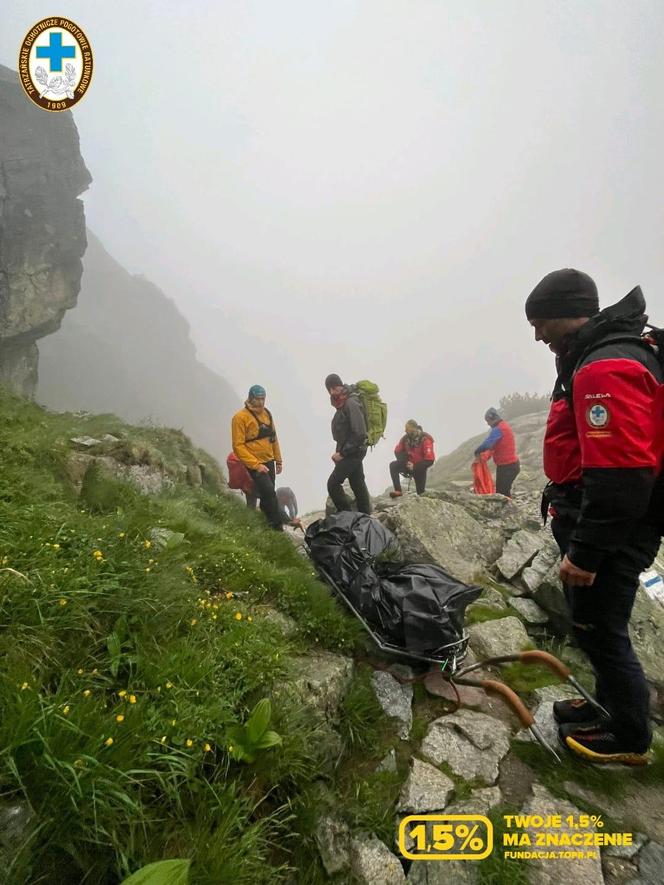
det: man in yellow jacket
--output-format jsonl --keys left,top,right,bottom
{"left": 232, "top": 384, "right": 284, "bottom": 530}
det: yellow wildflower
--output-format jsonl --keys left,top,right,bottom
{"left": 52, "top": 543, "right": 60, "bottom": 550}
{"left": 211, "top": 614, "right": 217, "bottom": 621}
{"left": 118, "top": 532, "right": 125, "bottom": 538}
{"left": 171, "top": 719, "right": 177, "bottom": 726}
{"left": 118, "top": 689, "right": 127, "bottom": 698}
{"left": 116, "top": 714, "right": 125, "bottom": 723}
{"left": 165, "top": 681, "right": 173, "bottom": 689}
{"left": 77, "top": 668, "right": 84, "bottom": 675}
{"left": 145, "top": 567, "right": 151, "bottom": 573}
{"left": 186, "top": 739, "right": 193, "bottom": 748}
{"left": 129, "top": 694, "right": 137, "bottom": 705}
{"left": 190, "top": 618, "right": 198, "bottom": 626}
{"left": 104, "top": 737, "right": 114, "bottom": 747}
{"left": 204, "top": 743, "right": 212, "bottom": 752}
{"left": 92, "top": 550, "right": 103, "bottom": 560}
{"left": 58, "top": 598, "right": 68, "bottom": 606}
{"left": 225, "top": 591, "right": 233, "bottom": 599}
{"left": 234, "top": 612, "right": 242, "bottom": 621}
{"left": 247, "top": 616, "right": 253, "bottom": 623}
{"left": 143, "top": 540, "right": 152, "bottom": 549}
{"left": 63, "top": 705, "right": 70, "bottom": 715}
{"left": 83, "top": 689, "right": 91, "bottom": 697}
{"left": 20, "top": 682, "right": 29, "bottom": 691}
{"left": 228, "top": 745, "right": 234, "bottom": 753}
{"left": 160, "top": 735, "right": 167, "bottom": 744}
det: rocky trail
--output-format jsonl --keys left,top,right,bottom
{"left": 294, "top": 487, "right": 664, "bottom": 884}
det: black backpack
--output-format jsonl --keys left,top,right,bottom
{"left": 572, "top": 323, "right": 664, "bottom": 388}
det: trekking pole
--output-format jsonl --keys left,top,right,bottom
{"left": 456, "top": 650, "right": 610, "bottom": 721}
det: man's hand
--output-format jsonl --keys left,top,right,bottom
{"left": 332, "top": 452, "right": 343, "bottom": 463}
{"left": 256, "top": 464, "right": 269, "bottom": 475}
{"left": 276, "top": 463, "right": 283, "bottom": 475}
{"left": 560, "top": 555, "right": 596, "bottom": 587}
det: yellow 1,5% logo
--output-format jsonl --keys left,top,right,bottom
{"left": 399, "top": 814, "right": 493, "bottom": 861}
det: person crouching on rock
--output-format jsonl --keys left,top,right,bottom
{"left": 231, "top": 384, "right": 284, "bottom": 530}
{"left": 389, "top": 420, "right": 435, "bottom": 497}
{"left": 325, "top": 373, "right": 372, "bottom": 514}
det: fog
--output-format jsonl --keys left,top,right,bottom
{"left": 3, "top": 1, "right": 664, "bottom": 510}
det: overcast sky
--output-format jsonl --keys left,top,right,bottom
{"left": 3, "top": 1, "right": 664, "bottom": 510}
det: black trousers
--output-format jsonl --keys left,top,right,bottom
{"left": 552, "top": 517, "right": 660, "bottom": 750}
{"left": 495, "top": 460, "right": 520, "bottom": 497}
{"left": 389, "top": 459, "right": 433, "bottom": 495}
{"left": 248, "top": 461, "right": 282, "bottom": 530}
{"left": 327, "top": 457, "right": 371, "bottom": 514}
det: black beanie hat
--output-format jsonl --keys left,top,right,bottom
{"left": 525, "top": 269, "right": 599, "bottom": 320}
{"left": 325, "top": 373, "right": 343, "bottom": 391}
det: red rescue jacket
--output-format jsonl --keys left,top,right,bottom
{"left": 394, "top": 432, "right": 435, "bottom": 465}
{"left": 542, "top": 287, "right": 664, "bottom": 572}
{"left": 492, "top": 421, "right": 518, "bottom": 465}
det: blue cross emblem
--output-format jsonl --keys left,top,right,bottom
{"left": 36, "top": 32, "right": 76, "bottom": 72}
{"left": 590, "top": 405, "right": 606, "bottom": 425}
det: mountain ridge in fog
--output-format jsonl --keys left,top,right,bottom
{"left": 37, "top": 230, "right": 240, "bottom": 468}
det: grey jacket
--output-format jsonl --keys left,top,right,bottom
{"left": 331, "top": 393, "right": 367, "bottom": 459}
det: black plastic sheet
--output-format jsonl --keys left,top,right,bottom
{"left": 305, "top": 512, "right": 482, "bottom": 657}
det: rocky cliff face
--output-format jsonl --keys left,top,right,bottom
{"left": 0, "top": 64, "right": 91, "bottom": 396}
{"left": 37, "top": 231, "right": 240, "bottom": 468}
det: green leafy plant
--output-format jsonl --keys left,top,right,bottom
{"left": 106, "top": 615, "right": 138, "bottom": 678}
{"left": 227, "top": 699, "right": 282, "bottom": 763}
{"left": 121, "top": 859, "right": 190, "bottom": 885}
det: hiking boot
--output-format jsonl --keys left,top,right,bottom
{"left": 557, "top": 721, "right": 605, "bottom": 744}
{"left": 561, "top": 727, "right": 649, "bottom": 766}
{"left": 389, "top": 490, "right": 403, "bottom": 498}
{"left": 553, "top": 697, "right": 606, "bottom": 726}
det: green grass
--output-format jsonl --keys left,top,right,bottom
{"left": 498, "top": 662, "right": 558, "bottom": 694}
{"left": 0, "top": 390, "right": 362, "bottom": 883}
{"left": 476, "top": 806, "right": 530, "bottom": 885}
{"left": 466, "top": 606, "right": 511, "bottom": 626}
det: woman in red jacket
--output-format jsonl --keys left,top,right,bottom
{"left": 389, "top": 420, "right": 436, "bottom": 497}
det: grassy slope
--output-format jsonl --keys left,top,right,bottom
{"left": 0, "top": 390, "right": 361, "bottom": 883}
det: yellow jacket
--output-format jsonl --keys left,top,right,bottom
{"left": 232, "top": 405, "right": 283, "bottom": 471}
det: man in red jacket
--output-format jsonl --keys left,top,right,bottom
{"left": 389, "top": 420, "right": 436, "bottom": 497}
{"left": 473, "top": 409, "right": 520, "bottom": 497}
{"left": 526, "top": 268, "right": 663, "bottom": 765}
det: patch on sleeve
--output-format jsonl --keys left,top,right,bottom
{"left": 586, "top": 403, "right": 610, "bottom": 428}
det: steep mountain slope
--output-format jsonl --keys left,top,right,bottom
{"left": 37, "top": 230, "right": 239, "bottom": 466}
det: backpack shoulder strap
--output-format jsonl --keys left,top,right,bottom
{"left": 574, "top": 333, "right": 652, "bottom": 373}
{"left": 569, "top": 333, "right": 658, "bottom": 406}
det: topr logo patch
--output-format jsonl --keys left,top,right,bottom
{"left": 587, "top": 403, "right": 610, "bottom": 428}
{"left": 18, "top": 17, "right": 93, "bottom": 112}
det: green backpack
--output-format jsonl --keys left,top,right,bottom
{"left": 351, "top": 380, "right": 388, "bottom": 447}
